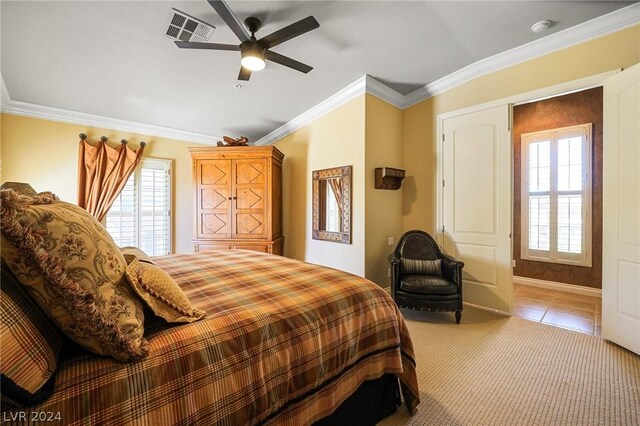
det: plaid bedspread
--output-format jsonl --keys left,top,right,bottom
{"left": 2, "top": 250, "right": 419, "bottom": 425}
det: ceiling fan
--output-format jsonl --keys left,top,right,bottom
{"left": 175, "top": 0, "right": 319, "bottom": 81}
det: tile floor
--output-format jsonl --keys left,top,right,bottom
{"left": 513, "top": 283, "right": 601, "bottom": 336}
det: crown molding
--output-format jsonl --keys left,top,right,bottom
{"left": 254, "top": 75, "right": 403, "bottom": 146}
{"left": 365, "top": 76, "right": 406, "bottom": 108}
{"left": 0, "top": 91, "right": 221, "bottom": 146}
{"left": 254, "top": 76, "right": 366, "bottom": 146}
{"left": 254, "top": 75, "right": 404, "bottom": 145}
{"left": 402, "top": 3, "right": 640, "bottom": 108}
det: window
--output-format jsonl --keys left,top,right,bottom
{"left": 521, "top": 123, "right": 592, "bottom": 266}
{"left": 106, "top": 158, "right": 172, "bottom": 256}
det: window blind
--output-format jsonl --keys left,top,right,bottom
{"left": 106, "top": 174, "right": 137, "bottom": 248}
{"left": 521, "top": 123, "right": 592, "bottom": 267}
{"left": 105, "top": 158, "right": 172, "bottom": 256}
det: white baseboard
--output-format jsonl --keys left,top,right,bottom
{"left": 513, "top": 276, "right": 601, "bottom": 298}
{"left": 463, "top": 301, "right": 510, "bottom": 317}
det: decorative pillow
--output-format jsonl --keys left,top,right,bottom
{"left": 401, "top": 257, "right": 442, "bottom": 276}
{"left": 124, "top": 256, "right": 206, "bottom": 323}
{"left": 0, "top": 189, "right": 149, "bottom": 362}
{"left": 120, "top": 246, "right": 153, "bottom": 264}
{"left": 1, "top": 262, "right": 62, "bottom": 407}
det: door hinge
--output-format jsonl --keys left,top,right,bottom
{"left": 442, "top": 225, "right": 445, "bottom": 233}
{"left": 442, "top": 133, "right": 445, "bottom": 142}
{"left": 442, "top": 179, "right": 445, "bottom": 187}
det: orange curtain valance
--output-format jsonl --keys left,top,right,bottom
{"left": 77, "top": 133, "right": 146, "bottom": 222}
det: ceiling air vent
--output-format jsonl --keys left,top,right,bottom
{"left": 166, "top": 9, "right": 215, "bottom": 43}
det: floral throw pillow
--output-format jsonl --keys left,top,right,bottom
{"left": 0, "top": 189, "right": 149, "bottom": 362}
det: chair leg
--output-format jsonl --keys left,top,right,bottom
{"left": 455, "top": 310, "right": 461, "bottom": 324}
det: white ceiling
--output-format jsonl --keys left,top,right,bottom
{"left": 1, "top": 1, "right": 636, "bottom": 143}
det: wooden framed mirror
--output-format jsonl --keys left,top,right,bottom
{"left": 312, "top": 165, "right": 352, "bottom": 244}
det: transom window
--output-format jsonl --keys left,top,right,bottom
{"left": 521, "top": 123, "right": 592, "bottom": 266}
{"left": 106, "top": 158, "right": 172, "bottom": 256}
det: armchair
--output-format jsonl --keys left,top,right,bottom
{"left": 389, "top": 230, "right": 465, "bottom": 323}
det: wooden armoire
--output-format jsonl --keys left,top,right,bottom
{"left": 189, "top": 146, "right": 284, "bottom": 255}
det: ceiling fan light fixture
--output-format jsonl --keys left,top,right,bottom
{"left": 241, "top": 44, "right": 266, "bottom": 71}
{"left": 241, "top": 54, "right": 266, "bottom": 71}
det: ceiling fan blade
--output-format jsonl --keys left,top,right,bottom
{"left": 207, "top": 0, "right": 251, "bottom": 42}
{"left": 265, "top": 50, "right": 313, "bottom": 73}
{"left": 175, "top": 41, "right": 240, "bottom": 51}
{"left": 258, "top": 16, "right": 319, "bottom": 49}
{"left": 238, "top": 66, "right": 252, "bottom": 81}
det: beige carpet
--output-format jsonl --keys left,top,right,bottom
{"left": 380, "top": 307, "right": 640, "bottom": 426}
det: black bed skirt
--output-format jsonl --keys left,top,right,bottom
{"left": 313, "top": 374, "right": 401, "bottom": 426}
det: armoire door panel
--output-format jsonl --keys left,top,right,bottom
{"left": 196, "top": 159, "right": 232, "bottom": 239}
{"left": 234, "top": 213, "right": 265, "bottom": 238}
{"left": 234, "top": 160, "right": 265, "bottom": 185}
{"left": 232, "top": 159, "right": 267, "bottom": 239}
{"left": 200, "top": 213, "right": 231, "bottom": 238}
{"left": 201, "top": 188, "right": 230, "bottom": 210}
{"left": 235, "top": 188, "right": 264, "bottom": 209}
{"left": 200, "top": 161, "right": 231, "bottom": 185}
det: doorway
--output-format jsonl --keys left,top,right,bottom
{"left": 437, "top": 71, "right": 616, "bottom": 314}
{"left": 511, "top": 87, "right": 603, "bottom": 336}
{"left": 438, "top": 67, "right": 639, "bottom": 354}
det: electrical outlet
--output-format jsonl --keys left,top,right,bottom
{"left": 388, "top": 237, "right": 394, "bottom": 246}
{"left": 387, "top": 268, "right": 391, "bottom": 277}
{"left": 512, "top": 260, "right": 516, "bottom": 268}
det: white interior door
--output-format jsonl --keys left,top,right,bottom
{"left": 442, "top": 105, "right": 512, "bottom": 314}
{"left": 602, "top": 64, "right": 640, "bottom": 355}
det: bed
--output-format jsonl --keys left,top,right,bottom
{"left": 1, "top": 247, "right": 419, "bottom": 425}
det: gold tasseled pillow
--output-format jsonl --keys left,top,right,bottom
{"left": 124, "top": 256, "right": 205, "bottom": 323}
{"left": 0, "top": 189, "right": 148, "bottom": 362}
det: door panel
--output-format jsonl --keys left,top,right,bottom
{"left": 603, "top": 64, "right": 640, "bottom": 355}
{"left": 232, "top": 159, "right": 268, "bottom": 239}
{"left": 442, "top": 105, "right": 512, "bottom": 313}
{"left": 196, "top": 159, "right": 231, "bottom": 239}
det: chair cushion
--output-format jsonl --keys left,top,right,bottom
{"left": 401, "top": 257, "right": 442, "bottom": 276}
{"left": 1, "top": 262, "right": 62, "bottom": 407}
{"left": 0, "top": 189, "right": 148, "bottom": 362}
{"left": 400, "top": 275, "right": 458, "bottom": 295}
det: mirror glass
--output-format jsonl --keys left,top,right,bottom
{"left": 313, "top": 166, "right": 352, "bottom": 244}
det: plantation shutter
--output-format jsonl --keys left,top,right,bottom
{"left": 105, "top": 158, "right": 172, "bottom": 256}
{"left": 105, "top": 174, "right": 137, "bottom": 247}
{"left": 139, "top": 159, "right": 171, "bottom": 256}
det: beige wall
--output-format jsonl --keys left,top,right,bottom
{"left": 273, "top": 94, "right": 405, "bottom": 286}
{"left": 0, "top": 113, "right": 208, "bottom": 254}
{"left": 274, "top": 95, "right": 366, "bottom": 276}
{"left": 403, "top": 25, "right": 640, "bottom": 234}
{"left": 364, "top": 94, "right": 404, "bottom": 287}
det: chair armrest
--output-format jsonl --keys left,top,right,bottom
{"left": 388, "top": 253, "right": 401, "bottom": 298}
{"left": 440, "top": 253, "right": 464, "bottom": 288}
